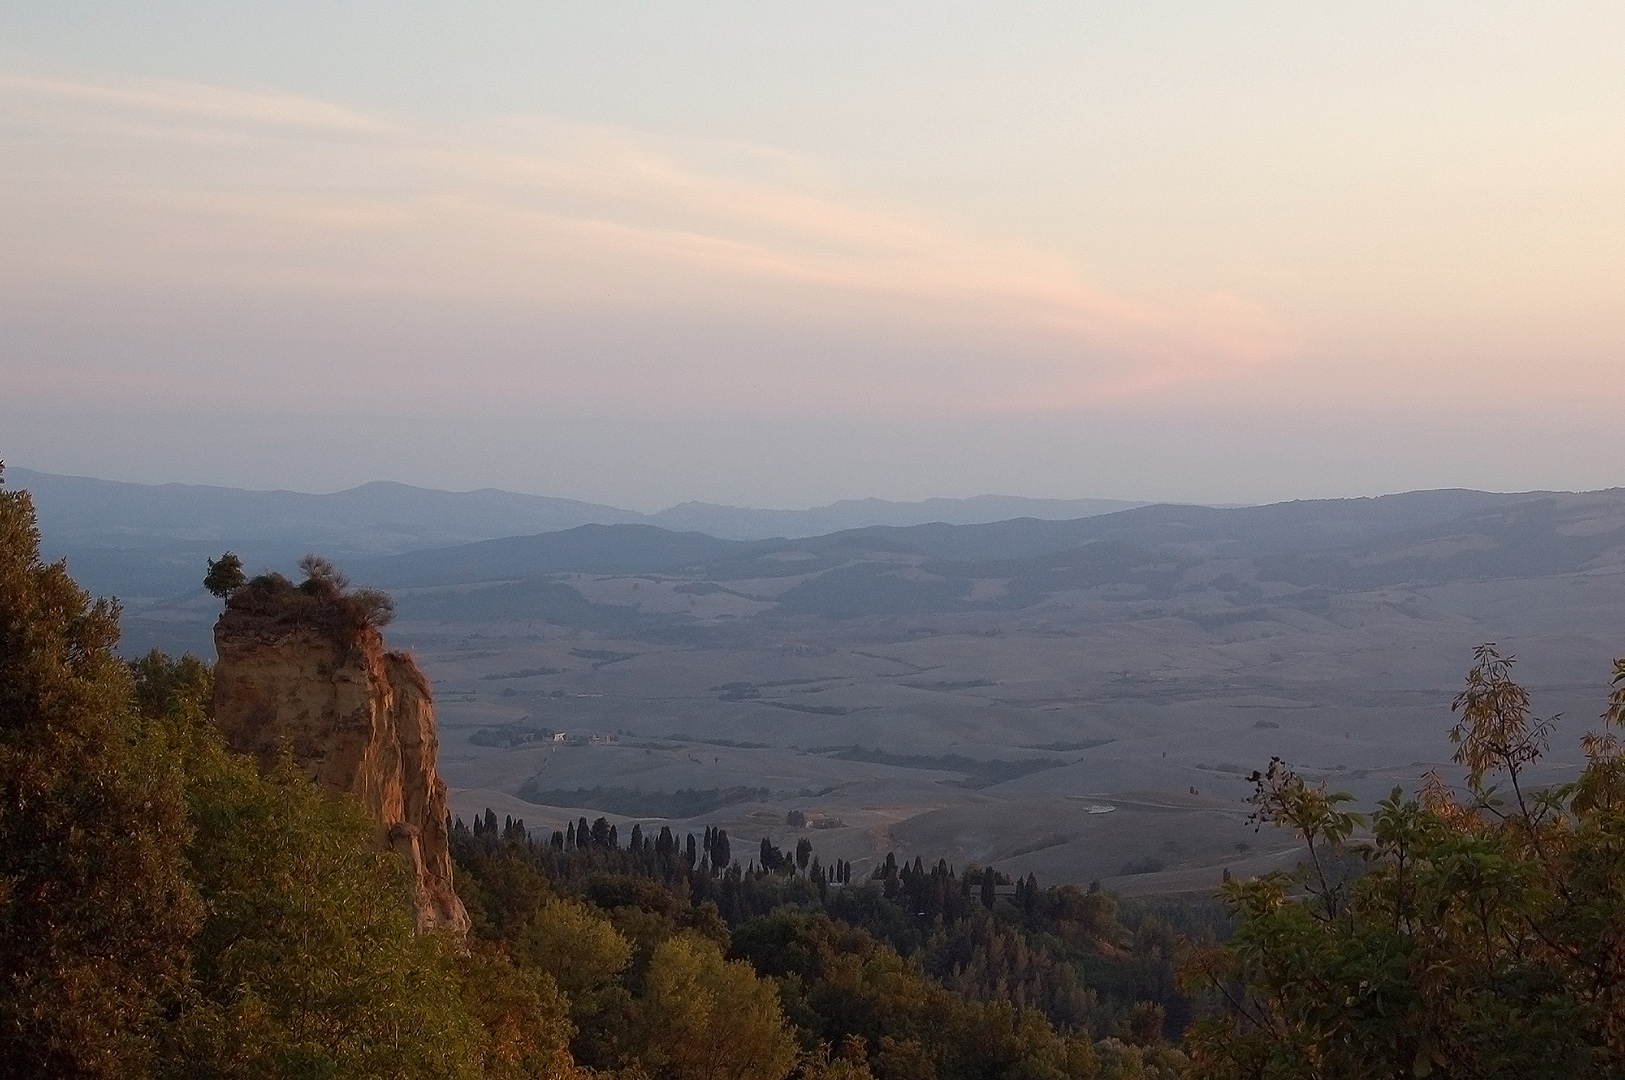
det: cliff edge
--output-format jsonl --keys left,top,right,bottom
{"left": 211, "top": 571, "right": 470, "bottom": 934}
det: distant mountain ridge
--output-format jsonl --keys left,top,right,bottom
{"left": 349, "top": 487, "right": 1601, "bottom": 593}
{"left": 647, "top": 494, "right": 1144, "bottom": 538}
{"left": 340, "top": 487, "right": 1625, "bottom": 638}
{"left": 7, "top": 466, "right": 1143, "bottom": 598}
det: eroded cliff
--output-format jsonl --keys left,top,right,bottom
{"left": 211, "top": 575, "right": 469, "bottom": 934}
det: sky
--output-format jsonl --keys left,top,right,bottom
{"left": 2, "top": 2, "right": 1623, "bottom": 510}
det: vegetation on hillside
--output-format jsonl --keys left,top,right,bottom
{"left": 1186, "top": 645, "right": 1625, "bottom": 1077}
{"left": 451, "top": 808, "right": 1205, "bottom": 1079}
{"left": 0, "top": 471, "right": 1193, "bottom": 1079}
{"left": 10, "top": 461, "right": 1625, "bottom": 1079}
{"left": 0, "top": 470, "right": 571, "bottom": 1079}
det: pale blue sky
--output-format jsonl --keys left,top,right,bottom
{"left": 3, "top": 3, "right": 1622, "bottom": 507}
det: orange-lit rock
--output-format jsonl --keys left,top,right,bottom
{"left": 212, "top": 582, "right": 469, "bottom": 934}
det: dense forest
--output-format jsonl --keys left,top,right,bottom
{"left": 450, "top": 805, "right": 1214, "bottom": 1079}
{"left": 9, "top": 463, "right": 1625, "bottom": 1079}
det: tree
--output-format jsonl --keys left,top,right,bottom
{"left": 0, "top": 468, "right": 201, "bottom": 1079}
{"left": 511, "top": 898, "right": 632, "bottom": 1005}
{"left": 456, "top": 945, "right": 580, "bottom": 1080}
{"left": 799, "top": 1036, "right": 875, "bottom": 1080}
{"left": 162, "top": 747, "right": 487, "bottom": 1080}
{"left": 203, "top": 551, "right": 246, "bottom": 599}
{"left": 635, "top": 934, "right": 798, "bottom": 1080}
{"left": 1185, "top": 646, "right": 1625, "bottom": 1078}
{"left": 714, "top": 829, "right": 730, "bottom": 868}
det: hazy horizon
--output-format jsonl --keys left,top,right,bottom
{"left": 5, "top": 4, "right": 1623, "bottom": 508}
{"left": 11, "top": 460, "right": 1153, "bottom": 514}
{"left": 9, "top": 458, "right": 1615, "bottom": 519}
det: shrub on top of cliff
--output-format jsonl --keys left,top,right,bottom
{"left": 223, "top": 554, "right": 395, "bottom": 645}
{"left": 297, "top": 553, "right": 348, "bottom": 599}
{"left": 298, "top": 553, "right": 395, "bottom": 627}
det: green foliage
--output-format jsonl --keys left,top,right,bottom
{"left": 121, "top": 652, "right": 582, "bottom": 1080}
{"left": 4, "top": 470, "right": 1203, "bottom": 1080}
{"left": 162, "top": 746, "right": 487, "bottom": 1079}
{"left": 513, "top": 898, "right": 633, "bottom": 1004}
{"left": 226, "top": 554, "right": 395, "bottom": 644}
{"left": 127, "top": 648, "right": 582, "bottom": 1080}
{"left": 203, "top": 551, "right": 246, "bottom": 599}
{"left": 0, "top": 469, "right": 201, "bottom": 1079}
{"left": 3, "top": 474, "right": 579, "bottom": 1079}
{"left": 455, "top": 945, "right": 578, "bottom": 1080}
{"left": 727, "top": 908, "right": 1174, "bottom": 1080}
{"left": 130, "top": 648, "right": 213, "bottom": 723}
{"left": 799, "top": 1036, "right": 877, "bottom": 1080}
{"left": 636, "top": 933, "right": 799, "bottom": 1080}
{"left": 516, "top": 784, "right": 771, "bottom": 818}
{"left": 828, "top": 745, "right": 1066, "bottom": 788}
{"left": 1186, "top": 648, "right": 1625, "bottom": 1078}
{"left": 453, "top": 793, "right": 1203, "bottom": 1079}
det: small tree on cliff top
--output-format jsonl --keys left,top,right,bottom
{"left": 204, "top": 551, "right": 246, "bottom": 598}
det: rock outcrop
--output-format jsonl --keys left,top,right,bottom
{"left": 211, "top": 578, "right": 469, "bottom": 934}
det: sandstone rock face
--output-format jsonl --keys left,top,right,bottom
{"left": 212, "top": 600, "right": 469, "bottom": 934}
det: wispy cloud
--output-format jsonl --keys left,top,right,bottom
{"left": 0, "top": 71, "right": 395, "bottom": 132}
{"left": 0, "top": 70, "right": 1285, "bottom": 413}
